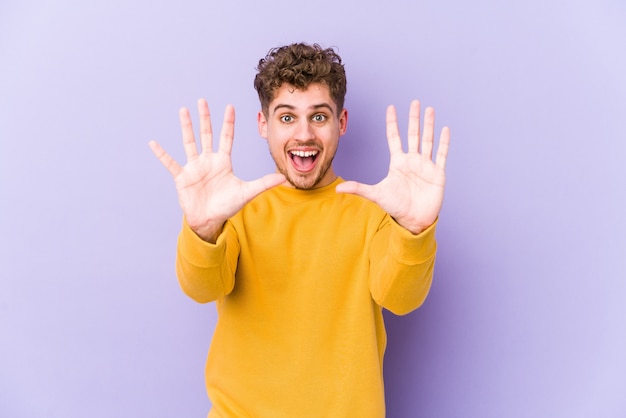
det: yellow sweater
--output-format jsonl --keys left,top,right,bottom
{"left": 176, "top": 177, "right": 437, "bottom": 418}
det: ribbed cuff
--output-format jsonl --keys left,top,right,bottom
{"left": 390, "top": 218, "right": 438, "bottom": 264}
{"left": 178, "top": 217, "right": 227, "bottom": 268}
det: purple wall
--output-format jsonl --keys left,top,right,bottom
{"left": 1, "top": 1, "right": 625, "bottom": 417}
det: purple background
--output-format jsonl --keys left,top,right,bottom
{"left": 1, "top": 1, "right": 625, "bottom": 417}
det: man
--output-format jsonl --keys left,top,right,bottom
{"left": 149, "top": 43, "right": 450, "bottom": 417}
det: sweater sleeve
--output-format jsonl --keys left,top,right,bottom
{"left": 369, "top": 217, "right": 437, "bottom": 315}
{"left": 175, "top": 218, "right": 240, "bottom": 303}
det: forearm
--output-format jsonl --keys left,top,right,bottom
{"left": 370, "top": 219, "right": 437, "bottom": 315}
{"left": 176, "top": 218, "right": 238, "bottom": 303}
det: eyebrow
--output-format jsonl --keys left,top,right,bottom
{"left": 272, "top": 103, "right": 335, "bottom": 114}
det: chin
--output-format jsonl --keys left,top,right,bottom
{"left": 283, "top": 166, "right": 330, "bottom": 190}
{"left": 287, "top": 162, "right": 336, "bottom": 190}
{"left": 287, "top": 175, "right": 320, "bottom": 190}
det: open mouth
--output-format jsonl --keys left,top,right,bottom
{"left": 289, "top": 150, "right": 319, "bottom": 172}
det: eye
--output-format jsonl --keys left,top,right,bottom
{"left": 312, "top": 114, "right": 327, "bottom": 122}
{"left": 280, "top": 114, "right": 294, "bottom": 123}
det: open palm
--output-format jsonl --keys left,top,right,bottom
{"left": 336, "top": 100, "right": 450, "bottom": 234}
{"left": 149, "top": 99, "right": 285, "bottom": 242}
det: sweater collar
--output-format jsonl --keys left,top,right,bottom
{"left": 272, "top": 177, "right": 344, "bottom": 203}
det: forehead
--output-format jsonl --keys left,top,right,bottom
{"left": 269, "top": 83, "right": 336, "bottom": 114}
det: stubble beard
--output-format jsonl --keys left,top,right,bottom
{"left": 271, "top": 151, "right": 336, "bottom": 190}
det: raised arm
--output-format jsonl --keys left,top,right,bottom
{"left": 336, "top": 100, "right": 450, "bottom": 234}
{"left": 149, "top": 99, "right": 285, "bottom": 242}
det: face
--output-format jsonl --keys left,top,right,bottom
{"left": 258, "top": 83, "right": 348, "bottom": 190}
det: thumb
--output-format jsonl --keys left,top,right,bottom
{"left": 242, "top": 173, "right": 286, "bottom": 202}
{"left": 260, "top": 173, "right": 288, "bottom": 190}
{"left": 336, "top": 181, "right": 377, "bottom": 201}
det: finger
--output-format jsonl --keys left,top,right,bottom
{"left": 149, "top": 140, "right": 183, "bottom": 178}
{"left": 407, "top": 100, "right": 421, "bottom": 153}
{"left": 335, "top": 181, "right": 378, "bottom": 202}
{"left": 421, "top": 106, "right": 435, "bottom": 159}
{"left": 242, "top": 173, "right": 286, "bottom": 202}
{"left": 198, "top": 98, "right": 213, "bottom": 153}
{"left": 179, "top": 107, "right": 198, "bottom": 161}
{"left": 386, "top": 105, "right": 403, "bottom": 155}
{"left": 435, "top": 126, "right": 450, "bottom": 170}
{"left": 219, "top": 104, "right": 235, "bottom": 155}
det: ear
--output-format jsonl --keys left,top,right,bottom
{"left": 257, "top": 110, "right": 268, "bottom": 139}
{"left": 338, "top": 108, "right": 348, "bottom": 136}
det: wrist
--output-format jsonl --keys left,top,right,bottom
{"left": 394, "top": 217, "right": 435, "bottom": 236}
{"left": 185, "top": 217, "right": 225, "bottom": 244}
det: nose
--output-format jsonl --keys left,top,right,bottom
{"left": 293, "top": 119, "right": 315, "bottom": 141}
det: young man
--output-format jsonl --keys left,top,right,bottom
{"left": 149, "top": 43, "right": 450, "bottom": 417}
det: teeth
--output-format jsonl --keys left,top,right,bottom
{"left": 290, "top": 150, "right": 318, "bottom": 157}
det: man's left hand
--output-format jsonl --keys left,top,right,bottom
{"left": 336, "top": 100, "right": 450, "bottom": 235}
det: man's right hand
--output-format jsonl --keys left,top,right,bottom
{"left": 149, "top": 99, "right": 286, "bottom": 243}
